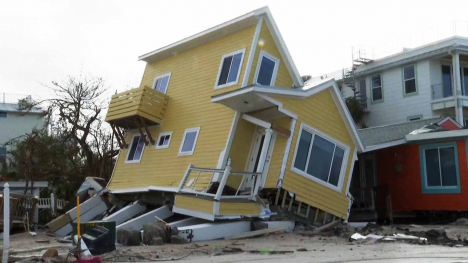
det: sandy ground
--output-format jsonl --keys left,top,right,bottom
{"left": 3, "top": 230, "right": 468, "bottom": 262}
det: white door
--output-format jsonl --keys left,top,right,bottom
{"left": 245, "top": 128, "right": 276, "bottom": 189}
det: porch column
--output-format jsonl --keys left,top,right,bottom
{"left": 452, "top": 51, "right": 464, "bottom": 125}
{"left": 252, "top": 128, "right": 273, "bottom": 200}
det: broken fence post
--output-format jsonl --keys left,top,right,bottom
{"left": 3, "top": 183, "right": 10, "bottom": 250}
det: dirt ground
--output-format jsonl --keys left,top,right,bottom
{"left": 4, "top": 229, "right": 468, "bottom": 263}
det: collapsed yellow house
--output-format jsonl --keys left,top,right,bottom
{"left": 105, "top": 6, "right": 364, "bottom": 225}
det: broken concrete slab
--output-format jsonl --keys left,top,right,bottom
{"left": 178, "top": 221, "right": 251, "bottom": 242}
{"left": 69, "top": 195, "right": 106, "bottom": 220}
{"left": 47, "top": 214, "right": 72, "bottom": 233}
{"left": 55, "top": 224, "right": 73, "bottom": 237}
{"left": 103, "top": 201, "right": 147, "bottom": 225}
{"left": 72, "top": 201, "right": 108, "bottom": 223}
{"left": 117, "top": 229, "right": 141, "bottom": 246}
{"left": 117, "top": 206, "right": 173, "bottom": 231}
{"left": 254, "top": 221, "right": 294, "bottom": 232}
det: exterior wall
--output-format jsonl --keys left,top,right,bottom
{"left": 108, "top": 25, "right": 257, "bottom": 190}
{"left": 248, "top": 23, "right": 293, "bottom": 88}
{"left": 264, "top": 117, "right": 290, "bottom": 188}
{"left": 375, "top": 139, "right": 468, "bottom": 211}
{"left": 271, "top": 89, "right": 356, "bottom": 219}
{"left": 0, "top": 112, "right": 45, "bottom": 145}
{"left": 360, "top": 59, "right": 433, "bottom": 127}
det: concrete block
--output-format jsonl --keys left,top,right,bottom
{"left": 103, "top": 201, "right": 147, "bottom": 225}
{"left": 68, "top": 195, "right": 105, "bottom": 220}
{"left": 72, "top": 202, "right": 108, "bottom": 223}
{"left": 55, "top": 223, "right": 73, "bottom": 237}
{"left": 178, "top": 221, "right": 251, "bottom": 242}
{"left": 117, "top": 206, "right": 173, "bottom": 231}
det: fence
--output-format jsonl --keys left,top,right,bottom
{"left": 38, "top": 193, "right": 68, "bottom": 213}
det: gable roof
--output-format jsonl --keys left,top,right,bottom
{"left": 138, "top": 6, "right": 303, "bottom": 87}
{"left": 211, "top": 79, "right": 365, "bottom": 152}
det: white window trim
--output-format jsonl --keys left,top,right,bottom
{"left": 214, "top": 48, "right": 246, "bottom": 90}
{"left": 371, "top": 74, "right": 383, "bottom": 101}
{"left": 291, "top": 123, "right": 350, "bottom": 193}
{"left": 254, "top": 50, "right": 280, "bottom": 86}
{"left": 125, "top": 134, "right": 146, "bottom": 164}
{"left": 155, "top": 131, "right": 173, "bottom": 149}
{"left": 178, "top": 127, "right": 201, "bottom": 156}
{"left": 152, "top": 72, "right": 172, "bottom": 94}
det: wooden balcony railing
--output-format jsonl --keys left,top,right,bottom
{"left": 105, "top": 86, "right": 169, "bottom": 148}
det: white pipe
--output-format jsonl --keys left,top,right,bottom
{"left": 3, "top": 183, "right": 9, "bottom": 250}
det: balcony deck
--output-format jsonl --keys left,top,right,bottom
{"left": 105, "top": 86, "right": 168, "bottom": 129}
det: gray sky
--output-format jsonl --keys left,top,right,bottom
{"left": 2, "top": 0, "right": 468, "bottom": 100}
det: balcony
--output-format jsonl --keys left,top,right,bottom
{"left": 105, "top": 86, "right": 169, "bottom": 148}
{"left": 431, "top": 83, "right": 453, "bottom": 100}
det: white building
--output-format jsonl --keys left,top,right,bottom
{"left": 314, "top": 36, "right": 468, "bottom": 128}
{"left": 0, "top": 93, "right": 46, "bottom": 166}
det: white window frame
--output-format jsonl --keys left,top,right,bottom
{"left": 178, "top": 127, "right": 201, "bottom": 156}
{"left": 152, "top": 72, "right": 172, "bottom": 94}
{"left": 291, "top": 123, "right": 350, "bottom": 193}
{"left": 125, "top": 133, "right": 146, "bottom": 164}
{"left": 214, "top": 48, "right": 246, "bottom": 89}
{"left": 254, "top": 50, "right": 280, "bottom": 86}
{"left": 155, "top": 131, "right": 173, "bottom": 149}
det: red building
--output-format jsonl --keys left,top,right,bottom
{"left": 349, "top": 117, "right": 468, "bottom": 221}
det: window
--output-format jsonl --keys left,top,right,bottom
{"left": 442, "top": 65, "right": 452, "bottom": 98}
{"left": 292, "top": 124, "right": 349, "bottom": 191}
{"left": 179, "top": 127, "right": 200, "bottom": 156}
{"left": 420, "top": 143, "right": 460, "bottom": 194}
{"left": 215, "top": 49, "right": 245, "bottom": 89}
{"left": 371, "top": 74, "right": 383, "bottom": 102}
{"left": 156, "top": 131, "right": 172, "bottom": 149}
{"left": 152, "top": 73, "right": 171, "bottom": 94}
{"left": 403, "top": 65, "right": 417, "bottom": 95}
{"left": 0, "top": 112, "right": 6, "bottom": 118}
{"left": 254, "top": 51, "right": 279, "bottom": 86}
{"left": 126, "top": 134, "right": 146, "bottom": 163}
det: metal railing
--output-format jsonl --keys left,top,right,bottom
{"left": 177, "top": 159, "right": 262, "bottom": 201}
{"left": 0, "top": 93, "right": 32, "bottom": 104}
{"left": 356, "top": 94, "right": 369, "bottom": 110}
{"left": 431, "top": 83, "right": 453, "bottom": 100}
{"left": 353, "top": 21, "right": 468, "bottom": 61}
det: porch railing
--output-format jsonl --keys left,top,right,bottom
{"left": 177, "top": 159, "right": 262, "bottom": 201}
{"left": 432, "top": 83, "right": 453, "bottom": 100}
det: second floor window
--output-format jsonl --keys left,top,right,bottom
{"left": 403, "top": 65, "right": 417, "bottom": 95}
{"left": 371, "top": 74, "right": 383, "bottom": 102}
{"left": 179, "top": 127, "right": 200, "bottom": 156}
{"left": 153, "top": 73, "right": 171, "bottom": 94}
{"left": 216, "top": 49, "right": 245, "bottom": 88}
{"left": 255, "top": 51, "right": 279, "bottom": 86}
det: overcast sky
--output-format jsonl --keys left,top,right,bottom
{"left": 2, "top": 0, "right": 468, "bottom": 100}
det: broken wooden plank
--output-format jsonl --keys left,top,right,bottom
{"left": 314, "top": 218, "right": 341, "bottom": 233}
{"left": 224, "top": 226, "right": 287, "bottom": 240}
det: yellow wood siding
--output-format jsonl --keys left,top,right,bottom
{"left": 219, "top": 201, "right": 261, "bottom": 215}
{"left": 225, "top": 118, "right": 256, "bottom": 188}
{"left": 174, "top": 195, "right": 213, "bottom": 214}
{"left": 264, "top": 117, "right": 291, "bottom": 188}
{"left": 108, "top": 25, "right": 256, "bottom": 190}
{"left": 248, "top": 23, "right": 293, "bottom": 88}
{"left": 270, "top": 89, "right": 355, "bottom": 219}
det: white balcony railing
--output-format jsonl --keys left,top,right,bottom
{"left": 432, "top": 83, "right": 453, "bottom": 100}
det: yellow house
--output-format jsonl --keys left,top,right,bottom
{"left": 105, "top": 7, "right": 364, "bottom": 224}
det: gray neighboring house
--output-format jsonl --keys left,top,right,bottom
{"left": 0, "top": 93, "right": 46, "bottom": 167}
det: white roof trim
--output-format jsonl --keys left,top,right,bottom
{"left": 364, "top": 139, "right": 407, "bottom": 152}
{"left": 437, "top": 116, "right": 462, "bottom": 129}
{"left": 0, "top": 181, "right": 48, "bottom": 188}
{"left": 138, "top": 6, "right": 303, "bottom": 87}
{"left": 211, "top": 79, "right": 364, "bottom": 152}
{"left": 405, "top": 129, "right": 468, "bottom": 142}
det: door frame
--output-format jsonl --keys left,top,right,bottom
{"left": 244, "top": 126, "right": 276, "bottom": 189}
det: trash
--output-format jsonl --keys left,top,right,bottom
{"left": 297, "top": 248, "right": 308, "bottom": 252}
{"left": 42, "top": 248, "right": 59, "bottom": 259}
